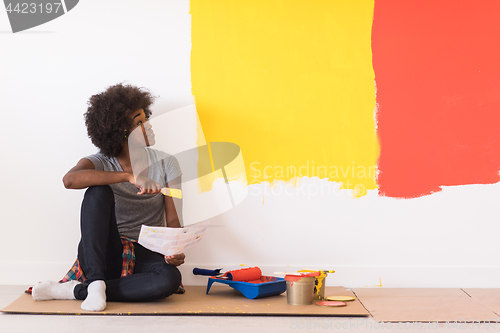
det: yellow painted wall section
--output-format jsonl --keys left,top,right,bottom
{"left": 191, "top": 0, "right": 379, "bottom": 196}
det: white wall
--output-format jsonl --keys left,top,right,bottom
{"left": 1, "top": 0, "right": 499, "bottom": 288}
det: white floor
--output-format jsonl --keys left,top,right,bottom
{"left": 2, "top": 286, "right": 500, "bottom": 333}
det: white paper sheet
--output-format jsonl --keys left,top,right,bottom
{"left": 138, "top": 221, "right": 210, "bottom": 256}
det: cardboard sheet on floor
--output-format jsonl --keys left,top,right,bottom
{"left": 1, "top": 286, "right": 368, "bottom": 316}
{"left": 463, "top": 289, "right": 500, "bottom": 316}
{"left": 353, "top": 288, "right": 500, "bottom": 322}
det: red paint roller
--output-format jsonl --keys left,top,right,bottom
{"left": 223, "top": 267, "right": 262, "bottom": 282}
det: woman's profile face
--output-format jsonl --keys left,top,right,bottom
{"left": 127, "top": 108, "right": 155, "bottom": 148}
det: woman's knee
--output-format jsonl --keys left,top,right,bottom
{"left": 84, "top": 185, "right": 114, "bottom": 202}
{"left": 152, "top": 263, "right": 182, "bottom": 298}
{"left": 82, "top": 186, "right": 115, "bottom": 212}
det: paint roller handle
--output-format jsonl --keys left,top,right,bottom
{"left": 193, "top": 268, "right": 223, "bottom": 276}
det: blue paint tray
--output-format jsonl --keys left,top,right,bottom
{"left": 206, "top": 276, "right": 286, "bottom": 299}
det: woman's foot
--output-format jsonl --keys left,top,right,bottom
{"left": 81, "top": 280, "right": 106, "bottom": 311}
{"left": 32, "top": 280, "right": 80, "bottom": 301}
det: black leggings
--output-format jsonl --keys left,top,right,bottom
{"left": 73, "top": 185, "right": 181, "bottom": 302}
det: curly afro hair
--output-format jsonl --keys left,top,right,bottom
{"left": 84, "top": 83, "right": 155, "bottom": 157}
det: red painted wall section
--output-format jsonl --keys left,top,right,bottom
{"left": 373, "top": 0, "right": 500, "bottom": 198}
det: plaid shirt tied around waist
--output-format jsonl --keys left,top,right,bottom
{"left": 60, "top": 236, "right": 136, "bottom": 283}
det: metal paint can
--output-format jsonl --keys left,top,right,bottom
{"left": 285, "top": 276, "right": 316, "bottom": 305}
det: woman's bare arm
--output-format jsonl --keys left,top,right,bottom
{"left": 63, "top": 158, "right": 133, "bottom": 189}
{"left": 63, "top": 158, "right": 161, "bottom": 194}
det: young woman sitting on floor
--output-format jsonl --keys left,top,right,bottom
{"left": 32, "top": 83, "right": 185, "bottom": 311}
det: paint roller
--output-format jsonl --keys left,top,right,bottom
{"left": 193, "top": 267, "right": 263, "bottom": 282}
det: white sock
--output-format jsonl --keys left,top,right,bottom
{"left": 32, "top": 280, "right": 80, "bottom": 301}
{"left": 81, "top": 280, "right": 106, "bottom": 312}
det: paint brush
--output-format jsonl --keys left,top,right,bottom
{"left": 161, "top": 187, "right": 183, "bottom": 199}
{"left": 273, "top": 271, "right": 321, "bottom": 276}
{"left": 299, "top": 269, "right": 335, "bottom": 274}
